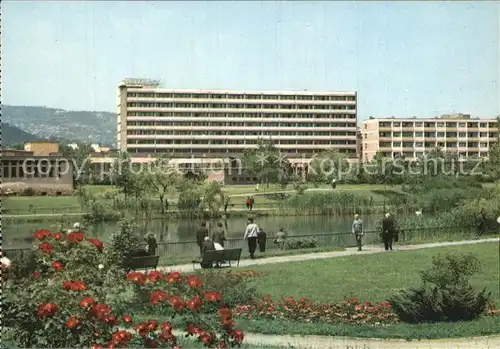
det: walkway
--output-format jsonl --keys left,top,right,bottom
{"left": 159, "top": 237, "right": 499, "bottom": 273}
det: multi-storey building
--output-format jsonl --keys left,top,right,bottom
{"left": 115, "top": 78, "right": 358, "bottom": 170}
{"left": 361, "top": 114, "right": 499, "bottom": 162}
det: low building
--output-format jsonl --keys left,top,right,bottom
{"left": 1, "top": 141, "right": 74, "bottom": 195}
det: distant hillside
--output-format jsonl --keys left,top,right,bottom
{"left": 2, "top": 105, "right": 115, "bottom": 146}
{"left": 2, "top": 122, "right": 41, "bottom": 146}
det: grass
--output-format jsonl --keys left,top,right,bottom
{"left": 229, "top": 241, "right": 500, "bottom": 339}
{"left": 2, "top": 183, "right": 405, "bottom": 215}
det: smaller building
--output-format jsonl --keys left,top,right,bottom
{"left": 1, "top": 141, "right": 74, "bottom": 195}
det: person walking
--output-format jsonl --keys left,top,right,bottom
{"left": 245, "top": 197, "right": 251, "bottom": 210}
{"left": 476, "top": 210, "right": 487, "bottom": 236}
{"left": 257, "top": 227, "right": 267, "bottom": 253}
{"left": 381, "top": 213, "right": 395, "bottom": 251}
{"left": 244, "top": 217, "right": 259, "bottom": 259}
{"left": 274, "top": 228, "right": 287, "bottom": 249}
{"left": 196, "top": 221, "right": 209, "bottom": 257}
{"left": 213, "top": 222, "right": 226, "bottom": 247}
{"left": 352, "top": 214, "right": 364, "bottom": 251}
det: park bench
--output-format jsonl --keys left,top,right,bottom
{"left": 192, "top": 248, "right": 242, "bottom": 270}
{"left": 123, "top": 255, "right": 160, "bottom": 272}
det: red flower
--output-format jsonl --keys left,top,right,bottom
{"left": 167, "top": 271, "right": 182, "bottom": 284}
{"left": 186, "top": 323, "right": 203, "bottom": 336}
{"left": 111, "top": 330, "right": 132, "bottom": 345}
{"left": 231, "top": 329, "right": 244, "bottom": 344}
{"left": 122, "top": 315, "right": 133, "bottom": 324}
{"left": 146, "top": 319, "right": 158, "bottom": 332}
{"left": 87, "top": 238, "right": 104, "bottom": 252}
{"left": 187, "top": 275, "right": 202, "bottom": 288}
{"left": 147, "top": 270, "right": 166, "bottom": 283}
{"left": 91, "top": 344, "right": 103, "bottom": 349}
{"left": 126, "top": 271, "right": 147, "bottom": 285}
{"left": 52, "top": 261, "right": 64, "bottom": 271}
{"left": 150, "top": 290, "right": 168, "bottom": 305}
{"left": 36, "top": 303, "right": 58, "bottom": 318}
{"left": 205, "top": 291, "right": 222, "bottom": 302}
{"left": 33, "top": 272, "right": 40, "bottom": 279}
{"left": 67, "top": 231, "right": 85, "bottom": 243}
{"left": 39, "top": 242, "right": 53, "bottom": 255}
{"left": 186, "top": 295, "right": 202, "bottom": 311}
{"left": 80, "top": 297, "right": 97, "bottom": 309}
{"left": 199, "top": 332, "right": 215, "bottom": 345}
{"left": 66, "top": 316, "right": 80, "bottom": 329}
{"left": 53, "top": 232, "right": 63, "bottom": 240}
{"left": 168, "top": 296, "right": 185, "bottom": 311}
{"left": 33, "top": 229, "right": 52, "bottom": 240}
{"left": 105, "top": 315, "right": 119, "bottom": 326}
{"left": 62, "top": 280, "right": 88, "bottom": 291}
{"left": 90, "top": 303, "right": 113, "bottom": 321}
{"left": 145, "top": 338, "right": 158, "bottom": 348}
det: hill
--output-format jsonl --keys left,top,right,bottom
{"left": 2, "top": 122, "right": 42, "bottom": 146}
{"left": 2, "top": 105, "right": 115, "bottom": 146}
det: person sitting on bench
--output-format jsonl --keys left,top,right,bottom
{"left": 201, "top": 236, "right": 216, "bottom": 268}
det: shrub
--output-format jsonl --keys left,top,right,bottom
{"left": 293, "top": 182, "right": 307, "bottom": 195}
{"left": 105, "top": 217, "right": 143, "bottom": 267}
{"left": 285, "top": 237, "right": 319, "bottom": 250}
{"left": 388, "top": 253, "right": 492, "bottom": 323}
{"left": 3, "top": 228, "right": 246, "bottom": 348}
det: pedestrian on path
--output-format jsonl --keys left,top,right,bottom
{"left": 257, "top": 227, "right": 267, "bottom": 253}
{"left": 352, "top": 214, "right": 364, "bottom": 251}
{"left": 381, "top": 213, "right": 395, "bottom": 251}
{"left": 274, "top": 228, "right": 287, "bottom": 249}
{"left": 213, "top": 222, "right": 226, "bottom": 247}
{"left": 244, "top": 217, "right": 259, "bottom": 259}
{"left": 196, "top": 221, "right": 209, "bottom": 257}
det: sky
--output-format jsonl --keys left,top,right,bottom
{"left": 3, "top": 1, "right": 499, "bottom": 120}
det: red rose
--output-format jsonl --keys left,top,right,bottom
{"left": 36, "top": 303, "right": 58, "bottom": 318}
{"left": 33, "top": 272, "right": 40, "bottom": 279}
{"left": 39, "top": 242, "right": 53, "bottom": 255}
{"left": 186, "top": 323, "right": 203, "bottom": 335}
{"left": 33, "top": 229, "right": 52, "bottom": 240}
{"left": 168, "top": 296, "right": 185, "bottom": 311}
{"left": 105, "top": 315, "right": 119, "bottom": 326}
{"left": 87, "top": 238, "right": 104, "bottom": 252}
{"left": 231, "top": 329, "right": 244, "bottom": 344}
{"left": 199, "top": 332, "right": 215, "bottom": 345}
{"left": 204, "top": 291, "right": 222, "bottom": 302}
{"left": 187, "top": 275, "right": 202, "bottom": 288}
{"left": 149, "top": 290, "right": 168, "bottom": 305}
{"left": 53, "top": 232, "right": 63, "bottom": 240}
{"left": 67, "top": 231, "right": 85, "bottom": 243}
{"left": 62, "top": 280, "right": 88, "bottom": 291}
{"left": 167, "top": 271, "right": 182, "bottom": 284}
{"left": 91, "top": 344, "right": 103, "bottom": 349}
{"left": 186, "top": 295, "right": 202, "bottom": 312}
{"left": 80, "top": 297, "right": 96, "bottom": 309}
{"left": 122, "top": 315, "right": 133, "bottom": 324}
{"left": 147, "top": 270, "right": 165, "bottom": 283}
{"left": 145, "top": 338, "right": 158, "bottom": 348}
{"left": 146, "top": 319, "right": 158, "bottom": 332}
{"left": 66, "top": 316, "right": 80, "bottom": 329}
{"left": 52, "top": 261, "right": 64, "bottom": 271}
{"left": 126, "top": 271, "right": 147, "bottom": 285}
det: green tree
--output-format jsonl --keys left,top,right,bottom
{"left": 143, "top": 155, "right": 179, "bottom": 215}
{"left": 201, "top": 180, "right": 225, "bottom": 216}
{"left": 240, "top": 138, "right": 292, "bottom": 188}
{"left": 112, "top": 152, "right": 139, "bottom": 199}
{"left": 308, "top": 149, "right": 350, "bottom": 185}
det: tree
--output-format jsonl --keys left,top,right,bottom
{"left": 240, "top": 138, "right": 292, "bottom": 188}
{"left": 201, "top": 180, "right": 225, "bottom": 216}
{"left": 60, "top": 143, "right": 93, "bottom": 186}
{"left": 143, "top": 155, "right": 179, "bottom": 215}
{"left": 308, "top": 149, "right": 350, "bottom": 185}
{"left": 112, "top": 152, "right": 139, "bottom": 199}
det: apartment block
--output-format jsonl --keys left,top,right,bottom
{"left": 361, "top": 114, "right": 499, "bottom": 162}
{"left": 115, "top": 78, "right": 358, "bottom": 170}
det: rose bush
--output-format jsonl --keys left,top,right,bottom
{"left": 3, "top": 229, "right": 245, "bottom": 348}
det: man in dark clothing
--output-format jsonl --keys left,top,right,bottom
{"left": 477, "top": 210, "right": 487, "bottom": 236}
{"left": 196, "top": 221, "right": 209, "bottom": 256}
{"left": 381, "top": 213, "right": 395, "bottom": 251}
{"left": 200, "top": 237, "right": 216, "bottom": 268}
{"left": 257, "top": 228, "right": 267, "bottom": 253}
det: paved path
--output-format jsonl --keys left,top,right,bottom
{"left": 158, "top": 237, "right": 499, "bottom": 273}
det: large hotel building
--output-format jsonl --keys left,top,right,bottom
{"left": 361, "top": 114, "right": 498, "bottom": 162}
{"left": 115, "top": 79, "right": 358, "bottom": 170}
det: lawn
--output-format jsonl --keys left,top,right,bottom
{"left": 230, "top": 241, "right": 500, "bottom": 339}
{"left": 2, "top": 183, "right": 405, "bottom": 214}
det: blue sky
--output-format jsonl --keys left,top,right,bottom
{"left": 3, "top": 1, "right": 499, "bottom": 120}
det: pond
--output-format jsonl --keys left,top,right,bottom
{"left": 3, "top": 214, "right": 391, "bottom": 247}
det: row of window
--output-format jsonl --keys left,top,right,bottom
{"left": 126, "top": 148, "right": 358, "bottom": 155}
{"left": 127, "top": 102, "right": 356, "bottom": 111}
{"left": 126, "top": 130, "right": 356, "bottom": 137}
{"left": 379, "top": 142, "right": 490, "bottom": 148}
{"left": 126, "top": 112, "right": 356, "bottom": 119}
{"left": 125, "top": 121, "right": 355, "bottom": 128}
{"left": 127, "top": 139, "right": 357, "bottom": 145}
{"left": 126, "top": 92, "right": 356, "bottom": 101}
{"left": 375, "top": 152, "right": 488, "bottom": 159}
{"left": 378, "top": 131, "right": 498, "bottom": 138}
{"left": 378, "top": 121, "right": 497, "bottom": 128}
{"left": 2, "top": 166, "right": 66, "bottom": 178}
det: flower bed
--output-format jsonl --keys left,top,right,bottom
{"left": 234, "top": 296, "right": 398, "bottom": 325}
{"left": 3, "top": 229, "right": 245, "bottom": 348}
